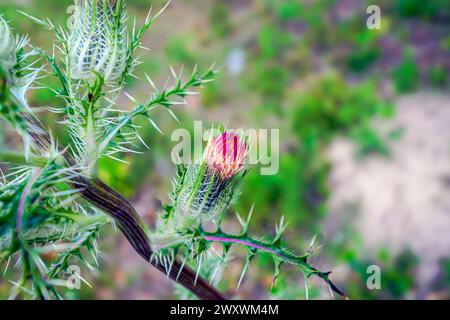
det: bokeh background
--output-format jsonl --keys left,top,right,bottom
{"left": 0, "top": 0, "right": 449, "bottom": 299}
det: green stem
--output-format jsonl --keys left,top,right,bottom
{"left": 200, "top": 230, "right": 311, "bottom": 269}
{"left": 199, "top": 229, "right": 347, "bottom": 298}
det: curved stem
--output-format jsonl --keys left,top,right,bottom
{"left": 76, "top": 176, "right": 225, "bottom": 300}
{"left": 4, "top": 107, "right": 225, "bottom": 299}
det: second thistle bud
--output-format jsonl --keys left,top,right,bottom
{"left": 68, "top": 0, "right": 127, "bottom": 84}
{"left": 0, "top": 16, "right": 17, "bottom": 73}
{"left": 176, "top": 132, "right": 248, "bottom": 220}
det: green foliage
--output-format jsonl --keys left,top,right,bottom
{"left": 428, "top": 66, "right": 448, "bottom": 88}
{"left": 245, "top": 23, "right": 294, "bottom": 112}
{"left": 392, "top": 0, "right": 450, "bottom": 20}
{"left": 238, "top": 75, "right": 394, "bottom": 229}
{"left": 392, "top": 54, "right": 420, "bottom": 93}
{"left": 292, "top": 76, "right": 390, "bottom": 147}
{"left": 347, "top": 47, "right": 380, "bottom": 73}
{"left": 210, "top": 2, "right": 232, "bottom": 38}
{"left": 165, "top": 36, "right": 198, "bottom": 65}
{"left": 345, "top": 249, "right": 418, "bottom": 299}
{"left": 275, "top": 0, "right": 303, "bottom": 22}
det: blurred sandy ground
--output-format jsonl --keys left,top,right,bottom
{"left": 326, "top": 92, "right": 450, "bottom": 295}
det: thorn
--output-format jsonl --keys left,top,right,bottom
{"left": 272, "top": 215, "right": 288, "bottom": 246}
{"left": 309, "top": 234, "right": 318, "bottom": 250}
{"left": 194, "top": 253, "right": 203, "bottom": 286}
{"left": 136, "top": 133, "right": 150, "bottom": 150}
{"left": 209, "top": 261, "right": 222, "bottom": 285}
{"left": 166, "top": 108, "right": 180, "bottom": 123}
{"left": 270, "top": 258, "right": 283, "bottom": 291}
{"left": 144, "top": 73, "right": 158, "bottom": 92}
{"left": 147, "top": 117, "right": 164, "bottom": 135}
{"left": 304, "top": 273, "right": 309, "bottom": 300}
{"left": 169, "top": 65, "right": 178, "bottom": 80}
{"left": 235, "top": 211, "right": 247, "bottom": 234}
{"left": 124, "top": 91, "right": 139, "bottom": 104}
{"left": 236, "top": 262, "right": 248, "bottom": 291}
{"left": 145, "top": 6, "right": 153, "bottom": 24}
{"left": 222, "top": 243, "right": 231, "bottom": 257}
{"left": 237, "top": 249, "right": 256, "bottom": 290}
{"left": 247, "top": 204, "right": 254, "bottom": 225}
{"left": 178, "top": 65, "right": 184, "bottom": 79}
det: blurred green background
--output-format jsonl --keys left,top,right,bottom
{"left": 0, "top": 0, "right": 449, "bottom": 299}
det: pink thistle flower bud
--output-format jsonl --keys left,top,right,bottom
{"left": 205, "top": 132, "right": 248, "bottom": 180}
{"left": 174, "top": 131, "right": 248, "bottom": 221}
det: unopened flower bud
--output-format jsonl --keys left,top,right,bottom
{"left": 68, "top": 0, "right": 127, "bottom": 84}
{"left": 0, "top": 16, "right": 17, "bottom": 72}
{"left": 177, "top": 132, "right": 248, "bottom": 220}
{"left": 205, "top": 132, "right": 248, "bottom": 180}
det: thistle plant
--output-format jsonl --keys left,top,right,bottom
{"left": 152, "top": 131, "right": 345, "bottom": 298}
{"left": 0, "top": 0, "right": 345, "bottom": 300}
